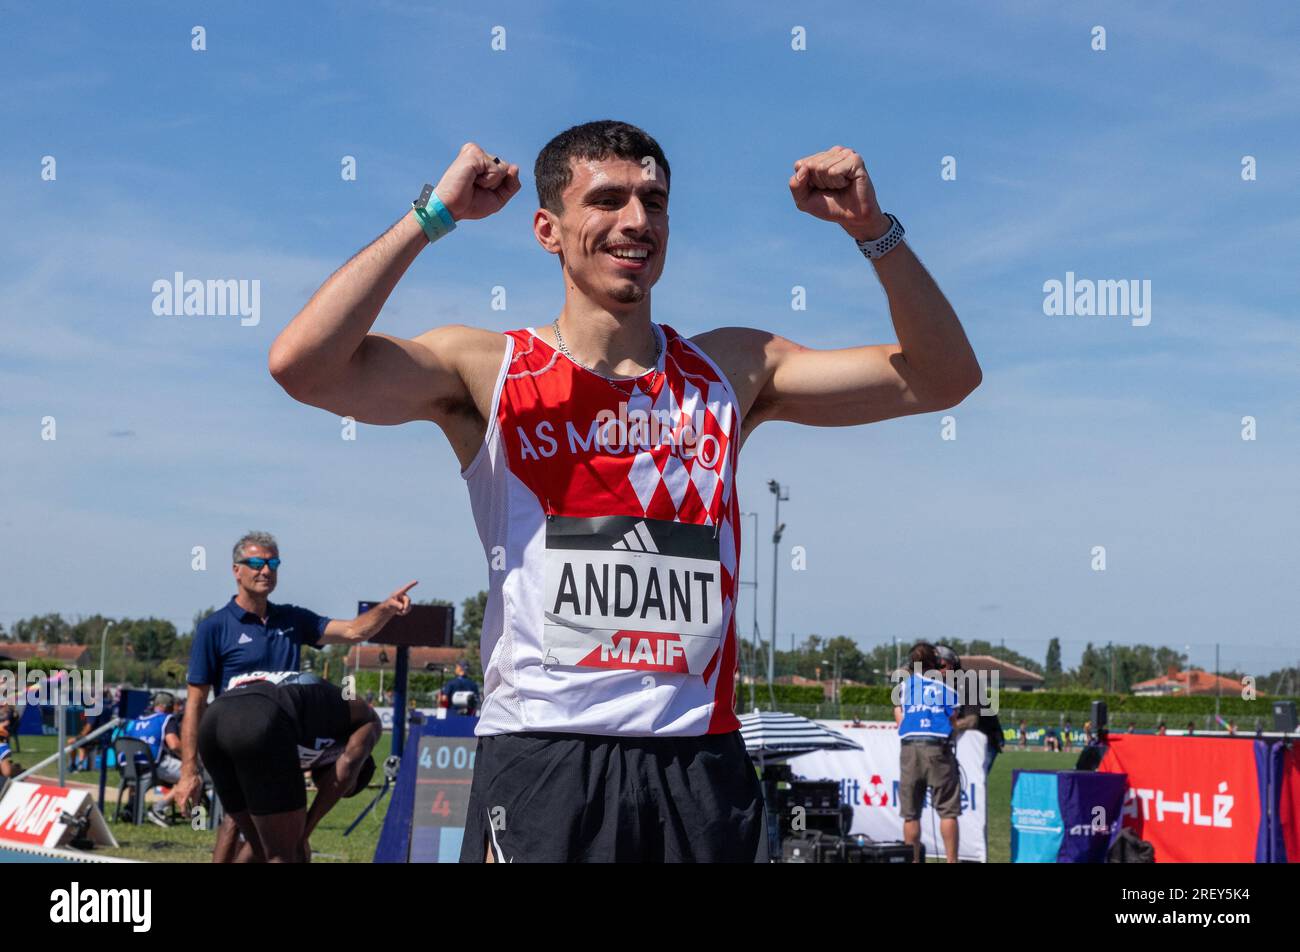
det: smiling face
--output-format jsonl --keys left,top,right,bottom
{"left": 233, "top": 542, "right": 278, "bottom": 599}
{"left": 537, "top": 155, "right": 669, "bottom": 310}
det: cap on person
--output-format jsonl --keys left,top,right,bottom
{"left": 935, "top": 645, "right": 961, "bottom": 671}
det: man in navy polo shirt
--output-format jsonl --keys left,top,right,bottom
{"left": 176, "top": 530, "right": 417, "bottom": 862}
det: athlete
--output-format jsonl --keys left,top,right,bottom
{"left": 269, "top": 120, "right": 981, "bottom": 862}
{"left": 197, "top": 671, "right": 380, "bottom": 863}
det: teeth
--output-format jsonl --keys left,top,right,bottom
{"left": 609, "top": 248, "right": 648, "bottom": 259}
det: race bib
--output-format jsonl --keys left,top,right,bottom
{"left": 298, "top": 739, "right": 341, "bottom": 770}
{"left": 226, "top": 670, "right": 301, "bottom": 691}
{"left": 541, "top": 515, "right": 723, "bottom": 675}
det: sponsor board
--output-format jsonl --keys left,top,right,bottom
{"left": 789, "top": 721, "right": 988, "bottom": 862}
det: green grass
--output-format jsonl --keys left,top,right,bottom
{"left": 8, "top": 732, "right": 390, "bottom": 863}
{"left": 10, "top": 734, "right": 1082, "bottom": 862}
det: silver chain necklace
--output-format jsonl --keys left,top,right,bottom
{"left": 551, "top": 319, "right": 662, "bottom": 393}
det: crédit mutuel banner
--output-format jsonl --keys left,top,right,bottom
{"left": 789, "top": 721, "right": 988, "bottom": 862}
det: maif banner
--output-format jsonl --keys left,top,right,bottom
{"left": 788, "top": 721, "right": 987, "bottom": 863}
{"left": 1098, "top": 733, "right": 1269, "bottom": 862}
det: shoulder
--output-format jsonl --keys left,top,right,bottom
{"left": 687, "top": 326, "right": 785, "bottom": 365}
{"left": 414, "top": 325, "right": 508, "bottom": 376}
{"left": 194, "top": 606, "right": 228, "bottom": 636}
{"left": 278, "top": 602, "right": 321, "bottom": 621}
{"left": 686, "top": 327, "right": 789, "bottom": 420}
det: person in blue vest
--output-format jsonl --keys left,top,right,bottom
{"left": 893, "top": 641, "right": 977, "bottom": 863}
{"left": 120, "top": 693, "right": 184, "bottom": 825}
{"left": 175, "top": 530, "right": 418, "bottom": 862}
{"left": 0, "top": 740, "right": 18, "bottom": 782}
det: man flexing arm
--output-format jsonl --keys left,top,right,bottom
{"left": 268, "top": 144, "right": 523, "bottom": 470}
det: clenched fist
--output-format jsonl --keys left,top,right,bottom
{"left": 433, "top": 142, "right": 522, "bottom": 222}
{"left": 788, "top": 146, "right": 890, "bottom": 241}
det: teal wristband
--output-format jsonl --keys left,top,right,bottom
{"left": 412, "top": 188, "right": 457, "bottom": 243}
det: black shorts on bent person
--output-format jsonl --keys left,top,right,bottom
{"left": 197, "top": 681, "right": 349, "bottom": 816}
{"left": 459, "top": 729, "right": 767, "bottom": 863}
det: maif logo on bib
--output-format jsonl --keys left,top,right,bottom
{"left": 542, "top": 515, "right": 723, "bottom": 675}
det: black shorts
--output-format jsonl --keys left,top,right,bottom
{"left": 459, "top": 730, "right": 767, "bottom": 863}
{"left": 198, "top": 681, "right": 349, "bottom": 816}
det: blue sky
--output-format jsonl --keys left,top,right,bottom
{"left": 2, "top": 1, "right": 1297, "bottom": 678}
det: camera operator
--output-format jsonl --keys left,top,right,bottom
{"left": 893, "top": 642, "right": 977, "bottom": 863}
{"left": 936, "top": 645, "right": 1003, "bottom": 777}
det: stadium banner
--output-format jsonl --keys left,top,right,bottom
{"left": 1011, "top": 769, "right": 1126, "bottom": 862}
{"left": 0, "top": 782, "right": 117, "bottom": 850}
{"left": 789, "top": 721, "right": 987, "bottom": 862}
{"left": 1270, "top": 741, "right": 1300, "bottom": 863}
{"left": 373, "top": 706, "right": 439, "bottom": 730}
{"left": 1097, "top": 733, "right": 1269, "bottom": 862}
{"left": 1000, "top": 726, "right": 1089, "bottom": 748}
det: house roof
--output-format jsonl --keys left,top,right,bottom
{"left": 0, "top": 642, "right": 92, "bottom": 664}
{"left": 958, "top": 655, "right": 1045, "bottom": 684}
{"left": 1131, "top": 668, "right": 1242, "bottom": 696}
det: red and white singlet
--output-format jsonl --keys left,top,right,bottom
{"left": 462, "top": 323, "right": 743, "bottom": 737}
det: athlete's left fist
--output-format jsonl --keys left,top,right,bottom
{"left": 788, "top": 146, "right": 890, "bottom": 241}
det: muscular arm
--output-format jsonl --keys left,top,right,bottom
{"left": 303, "top": 702, "right": 382, "bottom": 840}
{"left": 695, "top": 242, "right": 980, "bottom": 437}
{"left": 697, "top": 148, "right": 982, "bottom": 437}
{"left": 180, "top": 684, "right": 208, "bottom": 779}
{"left": 269, "top": 144, "right": 519, "bottom": 430}
{"left": 269, "top": 212, "right": 478, "bottom": 424}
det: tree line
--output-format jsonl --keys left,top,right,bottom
{"left": 0, "top": 591, "right": 489, "bottom": 687}
{"left": 736, "top": 634, "right": 1298, "bottom": 696}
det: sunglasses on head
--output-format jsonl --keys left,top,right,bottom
{"left": 237, "top": 557, "right": 281, "bottom": 570}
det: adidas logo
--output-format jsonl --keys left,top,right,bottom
{"left": 237, "top": 633, "right": 253, "bottom": 644}
{"left": 612, "top": 521, "right": 658, "bottom": 553}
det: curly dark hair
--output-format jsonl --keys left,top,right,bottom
{"left": 907, "top": 641, "right": 939, "bottom": 671}
{"left": 534, "top": 119, "right": 670, "bottom": 215}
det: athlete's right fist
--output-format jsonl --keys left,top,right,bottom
{"left": 432, "top": 143, "right": 522, "bottom": 222}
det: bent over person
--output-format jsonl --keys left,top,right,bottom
{"left": 269, "top": 120, "right": 981, "bottom": 862}
{"left": 198, "top": 672, "right": 380, "bottom": 863}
